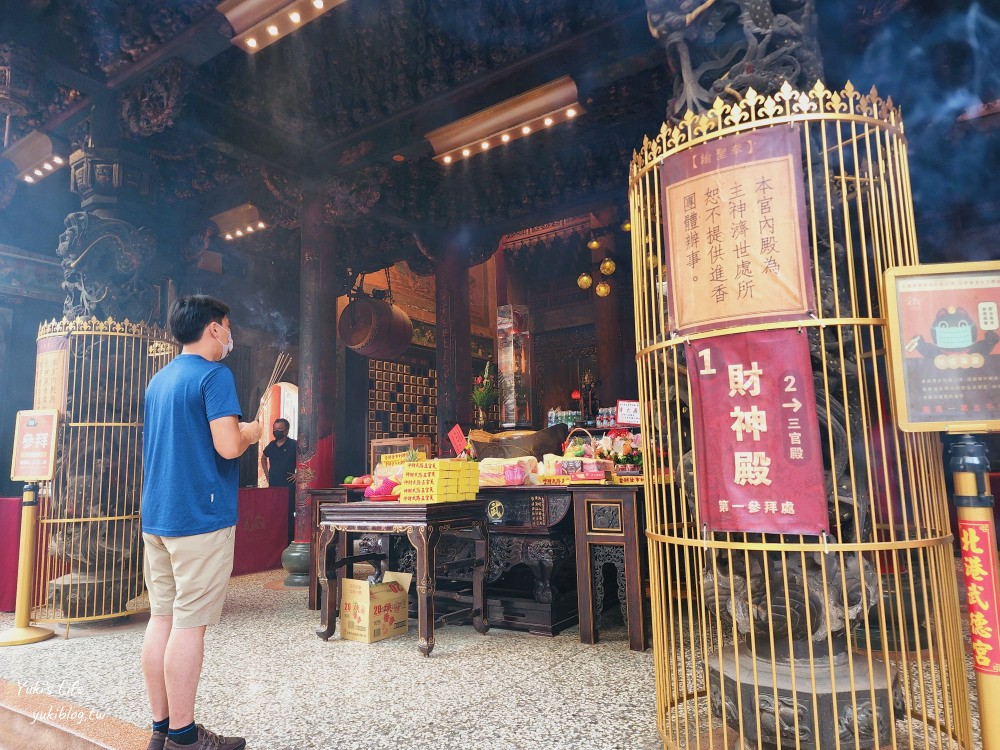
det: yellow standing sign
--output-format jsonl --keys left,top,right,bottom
{"left": 11, "top": 409, "right": 58, "bottom": 481}
{"left": 0, "top": 409, "right": 59, "bottom": 646}
{"left": 885, "top": 262, "right": 1000, "bottom": 749}
{"left": 884, "top": 261, "right": 1000, "bottom": 432}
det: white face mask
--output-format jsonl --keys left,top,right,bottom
{"left": 215, "top": 324, "right": 234, "bottom": 360}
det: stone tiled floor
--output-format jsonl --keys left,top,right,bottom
{"left": 0, "top": 570, "right": 661, "bottom": 750}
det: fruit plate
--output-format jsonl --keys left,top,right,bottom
{"left": 364, "top": 495, "right": 398, "bottom": 502}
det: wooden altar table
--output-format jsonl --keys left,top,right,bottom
{"left": 315, "top": 499, "right": 490, "bottom": 656}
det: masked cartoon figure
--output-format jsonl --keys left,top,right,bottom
{"left": 906, "top": 306, "right": 999, "bottom": 370}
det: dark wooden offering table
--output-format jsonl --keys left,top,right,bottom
{"left": 307, "top": 488, "right": 351, "bottom": 610}
{"left": 315, "top": 499, "right": 490, "bottom": 656}
{"left": 572, "top": 485, "right": 648, "bottom": 651}
{"left": 466, "top": 486, "right": 579, "bottom": 635}
{"left": 309, "top": 485, "right": 646, "bottom": 640}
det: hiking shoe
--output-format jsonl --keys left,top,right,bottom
{"left": 147, "top": 730, "right": 167, "bottom": 750}
{"left": 163, "top": 725, "right": 246, "bottom": 750}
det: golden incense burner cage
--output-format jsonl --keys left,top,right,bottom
{"left": 628, "top": 82, "right": 972, "bottom": 749}
{"left": 30, "top": 317, "right": 177, "bottom": 627}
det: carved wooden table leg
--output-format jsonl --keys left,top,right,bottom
{"left": 574, "top": 494, "right": 598, "bottom": 645}
{"left": 316, "top": 526, "right": 340, "bottom": 640}
{"left": 407, "top": 523, "right": 441, "bottom": 656}
{"left": 524, "top": 541, "right": 558, "bottom": 604}
{"left": 472, "top": 520, "right": 490, "bottom": 634}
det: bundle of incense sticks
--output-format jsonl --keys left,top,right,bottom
{"left": 254, "top": 351, "right": 291, "bottom": 421}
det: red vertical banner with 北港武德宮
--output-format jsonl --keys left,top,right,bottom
{"left": 958, "top": 519, "right": 1000, "bottom": 675}
{"left": 686, "top": 329, "right": 827, "bottom": 535}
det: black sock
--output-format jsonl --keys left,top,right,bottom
{"left": 152, "top": 717, "right": 169, "bottom": 733}
{"left": 167, "top": 722, "right": 198, "bottom": 745}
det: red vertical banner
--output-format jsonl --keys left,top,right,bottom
{"left": 686, "top": 329, "right": 827, "bottom": 534}
{"left": 959, "top": 519, "right": 1000, "bottom": 675}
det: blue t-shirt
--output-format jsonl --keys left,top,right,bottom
{"left": 141, "top": 353, "right": 243, "bottom": 536}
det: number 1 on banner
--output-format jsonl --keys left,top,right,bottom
{"left": 698, "top": 348, "right": 716, "bottom": 375}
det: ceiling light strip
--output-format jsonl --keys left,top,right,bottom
{"left": 218, "top": 0, "right": 348, "bottom": 54}
{"left": 435, "top": 103, "right": 584, "bottom": 165}
{"left": 1, "top": 131, "right": 69, "bottom": 185}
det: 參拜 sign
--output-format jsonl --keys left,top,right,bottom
{"left": 660, "top": 126, "right": 815, "bottom": 335}
{"left": 885, "top": 261, "right": 1000, "bottom": 432}
{"left": 686, "top": 329, "right": 827, "bottom": 535}
{"left": 11, "top": 409, "right": 59, "bottom": 482}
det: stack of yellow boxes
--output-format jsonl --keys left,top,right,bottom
{"left": 399, "top": 460, "right": 479, "bottom": 503}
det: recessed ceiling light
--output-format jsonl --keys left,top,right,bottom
{"left": 257, "top": 221, "right": 266, "bottom": 229}
{"left": 462, "top": 148, "right": 471, "bottom": 157}
{"left": 52, "top": 156, "right": 64, "bottom": 164}
{"left": 289, "top": 11, "right": 301, "bottom": 23}
{"left": 313, "top": 0, "right": 324, "bottom": 8}
{"left": 246, "top": 38, "right": 258, "bottom": 48}
{"left": 225, "top": 233, "right": 233, "bottom": 240}
{"left": 443, "top": 155, "right": 452, "bottom": 164}
{"left": 501, "top": 134, "right": 510, "bottom": 143}
{"left": 544, "top": 117, "right": 554, "bottom": 127}
{"left": 246, "top": 225, "right": 255, "bottom": 232}
{"left": 521, "top": 126, "right": 531, "bottom": 135}
{"left": 267, "top": 25, "right": 279, "bottom": 36}
{"left": 23, "top": 175, "right": 34, "bottom": 183}
{"left": 481, "top": 141, "right": 489, "bottom": 150}
{"left": 33, "top": 169, "right": 42, "bottom": 176}
{"left": 43, "top": 162, "right": 53, "bottom": 171}
{"left": 567, "top": 108, "right": 577, "bottom": 118}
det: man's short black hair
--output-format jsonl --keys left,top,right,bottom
{"left": 273, "top": 418, "right": 290, "bottom": 429}
{"left": 169, "top": 295, "right": 230, "bottom": 344}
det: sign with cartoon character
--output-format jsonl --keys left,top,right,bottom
{"left": 885, "top": 261, "right": 1000, "bottom": 432}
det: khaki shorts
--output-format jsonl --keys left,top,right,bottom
{"left": 142, "top": 526, "right": 236, "bottom": 628}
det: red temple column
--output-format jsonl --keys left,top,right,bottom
{"left": 435, "top": 247, "right": 473, "bottom": 456}
{"left": 286, "top": 192, "right": 337, "bottom": 584}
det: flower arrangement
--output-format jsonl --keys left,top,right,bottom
{"left": 595, "top": 428, "right": 642, "bottom": 469}
{"left": 471, "top": 359, "right": 498, "bottom": 409}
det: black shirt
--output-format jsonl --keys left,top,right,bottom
{"left": 263, "top": 438, "right": 297, "bottom": 487}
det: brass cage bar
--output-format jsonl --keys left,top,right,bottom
{"left": 30, "top": 317, "right": 177, "bottom": 626}
{"left": 629, "top": 82, "right": 972, "bottom": 750}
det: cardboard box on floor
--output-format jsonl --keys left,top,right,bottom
{"left": 339, "top": 572, "right": 412, "bottom": 643}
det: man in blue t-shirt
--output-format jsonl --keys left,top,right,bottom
{"left": 140, "top": 295, "right": 262, "bottom": 750}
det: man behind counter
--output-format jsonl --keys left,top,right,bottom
{"left": 261, "top": 418, "right": 297, "bottom": 543}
